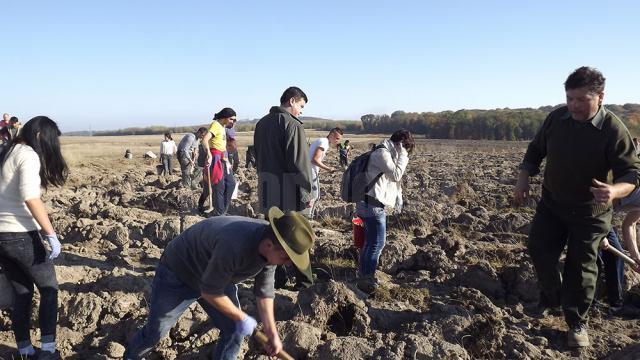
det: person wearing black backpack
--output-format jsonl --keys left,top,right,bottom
{"left": 356, "top": 130, "right": 414, "bottom": 294}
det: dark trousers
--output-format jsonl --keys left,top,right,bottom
{"left": 200, "top": 164, "right": 236, "bottom": 216}
{"left": 527, "top": 197, "right": 611, "bottom": 326}
{"left": 0, "top": 231, "right": 58, "bottom": 346}
{"left": 177, "top": 151, "right": 194, "bottom": 188}
{"left": 598, "top": 228, "right": 625, "bottom": 307}
{"left": 339, "top": 154, "right": 348, "bottom": 167}
{"left": 227, "top": 150, "right": 239, "bottom": 173}
{"left": 212, "top": 164, "right": 236, "bottom": 216}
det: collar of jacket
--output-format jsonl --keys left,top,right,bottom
{"left": 560, "top": 105, "right": 606, "bottom": 130}
{"left": 269, "top": 106, "right": 303, "bottom": 124}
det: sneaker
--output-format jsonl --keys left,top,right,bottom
{"left": 36, "top": 350, "right": 62, "bottom": 360}
{"left": 567, "top": 324, "right": 590, "bottom": 347}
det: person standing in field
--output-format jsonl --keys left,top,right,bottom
{"left": 356, "top": 130, "right": 413, "bottom": 294}
{"left": 254, "top": 86, "right": 313, "bottom": 289}
{"left": 303, "top": 127, "right": 343, "bottom": 219}
{"left": 513, "top": 66, "right": 640, "bottom": 348}
{"left": 226, "top": 118, "right": 240, "bottom": 173}
{"left": 0, "top": 113, "right": 11, "bottom": 147}
{"left": 8, "top": 117, "right": 22, "bottom": 141}
{"left": 0, "top": 116, "right": 68, "bottom": 360}
{"left": 159, "top": 132, "right": 177, "bottom": 177}
{"left": 337, "top": 139, "right": 352, "bottom": 169}
{"left": 177, "top": 127, "right": 207, "bottom": 189}
{"left": 0, "top": 113, "right": 10, "bottom": 130}
{"left": 254, "top": 87, "right": 312, "bottom": 214}
{"left": 602, "top": 186, "right": 640, "bottom": 274}
{"left": 199, "top": 108, "right": 237, "bottom": 216}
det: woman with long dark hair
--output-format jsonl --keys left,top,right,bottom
{"left": 0, "top": 116, "right": 68, "bottom": 359}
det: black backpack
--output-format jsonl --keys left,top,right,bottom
{"left": 340, "top": 144, "right": 385, "bottom": 203}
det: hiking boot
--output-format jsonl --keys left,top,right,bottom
{"left": 567, "top": 324, "right": 590, "bottom": 347}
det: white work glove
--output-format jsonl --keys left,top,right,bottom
{"left": 44, "top": 233, "right": 61, "bottom": 260}
{"left": 235, "top": 314, "right": 257, "bottom": 336}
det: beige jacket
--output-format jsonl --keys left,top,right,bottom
{"left": 365, "top": 139, "right": 409, "bottom": 207}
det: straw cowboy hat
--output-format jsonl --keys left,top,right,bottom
{"left": 267, "top": 206, "right": 315, "bottom": 283}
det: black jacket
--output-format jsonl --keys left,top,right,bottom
{"left": 254, "top": 106, "right": 312, "bottom": 213}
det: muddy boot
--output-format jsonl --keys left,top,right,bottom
{"left": 567, "top": 323, "right": 590, "bottom": 348}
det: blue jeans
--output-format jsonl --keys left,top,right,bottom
{"left": 212, "top": 163, "right": 236, "bottom": 216}
{"left": 598, "top": 228, "right": 625, "bottom": 307}
{"left": 0, "top": 231, "right": 58, "bottom": 347}
{"left": 356, "top": 201, "right": 387, "bottom": 277}
{"left": 124, "top": 262, "right": 244, "bottom": 360}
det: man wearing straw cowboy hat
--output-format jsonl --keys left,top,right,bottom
{"left": 124, "top": 207, "right": 315, "bottom": 360}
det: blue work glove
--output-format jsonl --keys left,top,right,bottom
{"left": 44, "top": 233, "right": 61, "bottom": 260}
{"left": 235, "top": 315, "right": 257, "bottom": 336}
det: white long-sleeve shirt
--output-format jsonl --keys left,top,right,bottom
{"left": 0, "top": 144, "right": 42, "bottom": 231}
{"left": 160, "top": 140, "right": 177, "bottom": 155}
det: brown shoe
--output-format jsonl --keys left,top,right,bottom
{"left": 567, "top": 324, "right": 590, "bottom": 347}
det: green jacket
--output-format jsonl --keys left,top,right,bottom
{"left": 522, "top": 105, "right": 640, "bottom": 211}
{"left": 254, "top": 106, "right": 312, "bottom": 213}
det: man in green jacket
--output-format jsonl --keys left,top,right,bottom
{"left": 514, "top": 66, "right": 640, "bottom": 348}
{"left": 254, "top": 87, "right": 313, "bottom": 289}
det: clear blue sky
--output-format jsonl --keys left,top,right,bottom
{"left": 2, "top": 0, "right": 639, "bottom": 132}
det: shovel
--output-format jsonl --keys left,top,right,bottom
{"left": 204, "top": 163, "right": 215, "bottom": 214}
{"left": 254, "top": 330, "right": 294, "bottom": 360}
{"left": 605, "top": 245, "right": 638, "bottom": 267}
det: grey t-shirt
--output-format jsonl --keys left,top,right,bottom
{"left": 161, "top": 216, "right": 276, "bottom": 298}
{"left": 177, "top": 133, "right": 198, "bottom": 153}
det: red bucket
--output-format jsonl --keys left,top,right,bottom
{"left": 352, "top": 216, "right": 365, "bottom": 249}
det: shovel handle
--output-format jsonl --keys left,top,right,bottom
{"left": 254, "top": 330, "right": 294, "bottom": 360}
{"left": 605, "top": 245, "right": 638, "bottom": 266}
{"left": 206, "top": 163, "right": 214, "bottom": 212}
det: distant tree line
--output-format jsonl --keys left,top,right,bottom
{"left": 82, "top": 104, "right": 640, "bottom": 139}
{"left": 92, "top": 120, "right": 362, "bottom": 136}
{"left": 360, "top": 103, "right": 640, "bottom": 140}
